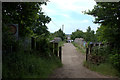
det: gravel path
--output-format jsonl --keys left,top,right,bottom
{"left": 50, "top": 43, "right": 109, "bottom": 78}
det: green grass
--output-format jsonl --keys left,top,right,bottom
{"left": 72, "top": 42, "right": 86, "bottom": 54}
{"left": 84, "top": 61, "right": 120, "bottom": 77}
{"left": 59, "top": 41, "right": 65, "bottom": 47}
{"left": 3, "top": 50, "right": 62, "bottom": 78}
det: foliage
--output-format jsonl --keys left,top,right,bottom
{"left": 109, "top": 49, "right": 120, "bottom": 71}
{"left": 84, "top": 2, "right": 120, "bottom": 72}
{"left": 49, "top": 33, "right": 55, "bottom": 41}
{"left": 2, "top": 2, "right": 51, "bottom": 37}
{"left": 3, "top": 51, "right": 62, "bottom": 78}
{"left": 2, "top": 2, "right": 51, "bottom": 52}
{"left": 92, "top": 46, "right": 110, "bottom": 58}
{"left": 84, "top": 26, "right": 97, "bottom": 42}
{"left": 84, "top": 61, "right": 120, "bottom": 77}
{"left": 71, "top": 29, "right": 84, "bottom": 40}
{"left": 2, "top": 2, "right": 62, "bottom": 78}
{"left": 53, "top": 29, "right": 66, "bottom": 41}
{"left": 36, "top": 35, "right": 51, "bottom": 57}
{"left": 84, "top": 2, "right": 120, "bottom": 47}
{"left": 58, "top": 41, "right": 65, "bottom": 47}
{"left": 71, "top": 27, "right": 97, "bottom": 42}
{"left": 72, "top": 42, "right": 86, "bottom": 54}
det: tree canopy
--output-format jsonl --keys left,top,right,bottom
{"left": 84, "top": 2, "right": 120, "bottom": 71}
{"left": 71, "top": 27, "right": 96, "bottom": 42}
{"left": 2, "top": 2, "right": 51, "bottom": 38}
{"left": 84, "top": 2, "right": 120, "bottom": 48}
{"left": 2, "top": 2, "right": 51, "bottom": 52}
{"left": 71, "top": 29, "right": 84, "bottom": 40}
{"left": 53, "top": 29, "right": 66, "bottom": 41}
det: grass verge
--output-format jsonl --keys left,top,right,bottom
{"left": 3, "top": 51, "right": 62, "bottom": 78}
{"left": 84, "top": 61, "right": 120, "bottom": 77}
{"left": 72, "top": 42, "right": 86, "bottom": 54}
{"left": 59, "top": 41, "right": 65, "bottom": 47}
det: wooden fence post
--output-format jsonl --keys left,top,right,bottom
{"left": 90, "top": 44, "right": 93, "bottom": 54}
{"left": 31, "top": 37, "right": 35, "bottom": 50}
{"left": 50, "top": 42, "right": 54, "bottom": 55}
{"left": 86, "top": 48, "right": 89, "bottom": 61}
{"left": 59, "top": 46, "right": 62, "bottom": 61}
{"left": 54, "top": 43, "right": 58, "bottom": 57}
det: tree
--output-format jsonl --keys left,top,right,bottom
{"left": 84, "top": 26, "right": 96, "bottom": 42}
{"left": 84, "top": 2, "right": 120, "bottom": 48}
{"left": 53, "top": 29, "right": 66, "bottom": 41}
{"left": 2, "top": 2, "right": 51, "bottom": 52}
{"left": 2, "top": 2, "right": 51, "bottom": 38}
{"left": 71, "top": 29, "right": 84, "bottom": 40}
{"left": 84, "top": 2, "right": 120, "bottom": 71}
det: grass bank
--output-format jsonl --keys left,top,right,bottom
{"left": 84, "top": 61, "right": 120, "bottom": 78}
{"left": 72, "top": 42, "right": 86, "bottom": 54}
{"left": 3, "top": 51, "right": 62, "bottom": 78}
{"left": 59, "top": 41, "right": 65, "bottom": 47}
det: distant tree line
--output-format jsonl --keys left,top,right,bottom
{"left": 71, "top": 26, "right": 97, "bottom": 42}
{"left": 49, "top": 29, "right": 66, "bottom": 41}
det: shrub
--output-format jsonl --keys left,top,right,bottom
{"left": 109, "top": 49, "right": 120, "bottom": 72}
{"left": 36, "top": 36, "right": 51, "bottom": 57}
{"left": 2, "top": 50, "right": 62, "bottom": 78}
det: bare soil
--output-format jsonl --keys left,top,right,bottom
{"left": 50, "top": 43, "right": 109, "bottom": 78}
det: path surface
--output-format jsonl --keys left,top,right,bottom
{"left": 50, "top": 43, "right": 109, "bottom": 78}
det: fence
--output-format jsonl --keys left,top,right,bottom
{"left": 3, "top": 36, "right": 62, "bottom": 61}
{"left": 31, "top": 37, "right": 62, "bottom": 61}
{"left": 49, "top": 41, "right": 62, "bottom": 61}
{"left": 86, "top": 42, "right": 104, "bottom": 64}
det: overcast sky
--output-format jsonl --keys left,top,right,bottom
{"left": 41, "top": 0, "right": 99, "bottom": 34}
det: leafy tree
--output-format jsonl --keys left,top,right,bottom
{"left": 71, "top": 29, "right": 84, "bottom": 40}
{"left": 84, "top": 2, "right": 120, "bottom": 48}
{"left": 2, "top": 2, "right": 51, "bottom": 51}
{"left": 84, "top": 2, "right": 120, "bottom": 71}
{"left": 84, "top": 26, "right": 96, "bottom": 42}
{"left": 33, "top": 12, "right": 51, "bottom": 36}
{"left": 53, "top": 29, "right": 66, "bottom": 41}
{"left": 2, "top": 2, "right": 50, "bottom": 38}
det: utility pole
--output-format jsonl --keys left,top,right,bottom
{"left": 62, "top": 25, "right": 64, "bottom": 32}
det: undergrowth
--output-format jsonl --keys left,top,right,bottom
{"left": 84, "top": 61, "right": 120, "bottom": 78}
{"left": 72, "top": 42, "right": 86, "bottom": 54}
{"left": 3, "top": 50, "right": 62, "bottom": 78}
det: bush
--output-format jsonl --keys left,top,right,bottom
{"left": 3, "top": 50, "right": 62, "bottom": 78}
{"left": 91, "top": 45, "right": 120, "bottom": 74}
{"left": 36, "top": 36, "right": 51, "bottom": 57}
{"left": 109, "top": 49, "right": 120, "bottom": 72}
{"left": 84, "top": 61, "right": 119, "bottom": 77}
{"left": 92, "top": 46, "right": 111, "bottom": 62}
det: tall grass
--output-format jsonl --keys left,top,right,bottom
{"left": 3, "top": 50, "right": 62, "bottom": 78}
{"left": 58, "top": 41, "right": 65, "bottom": 47}
{"left": 72, "top": 42, "right": 86, "bottom": 54}
{"left": 84, "top": 61, "right": 120, "bottom": 77}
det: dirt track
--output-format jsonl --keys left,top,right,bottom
{"left": 50, "top": 43, "right": 109, "bottom": 78}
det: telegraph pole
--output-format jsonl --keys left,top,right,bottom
{"left": 62, "top": 25, "right": 64, "bottom": 32}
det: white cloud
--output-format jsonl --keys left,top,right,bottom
{"left": 42, "top": 0, "right": 96, "bottom": 16}
{"left": 49, "top": 0, "right": 96, "bottom": 14}
{"left": 41, "top": 0, "right": 98, "bottom": 34}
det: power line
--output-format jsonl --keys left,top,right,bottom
{"left": 42, "top": 8, "right": 60, "bottom": 28}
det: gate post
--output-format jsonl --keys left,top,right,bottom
{"left": 86, "top": 48, "right": 89, "bottom": 61}
{"left": 59, "top": 46, "right": 62, "bottom": 61}
{"left": 54, "top": 43, "right": 58, "bottom": 57}
{"left": 31, "top": 37, "right": 35, "bottom": 50}
{"left": 50, "top": 42, "right": 54, "bottom": 56}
